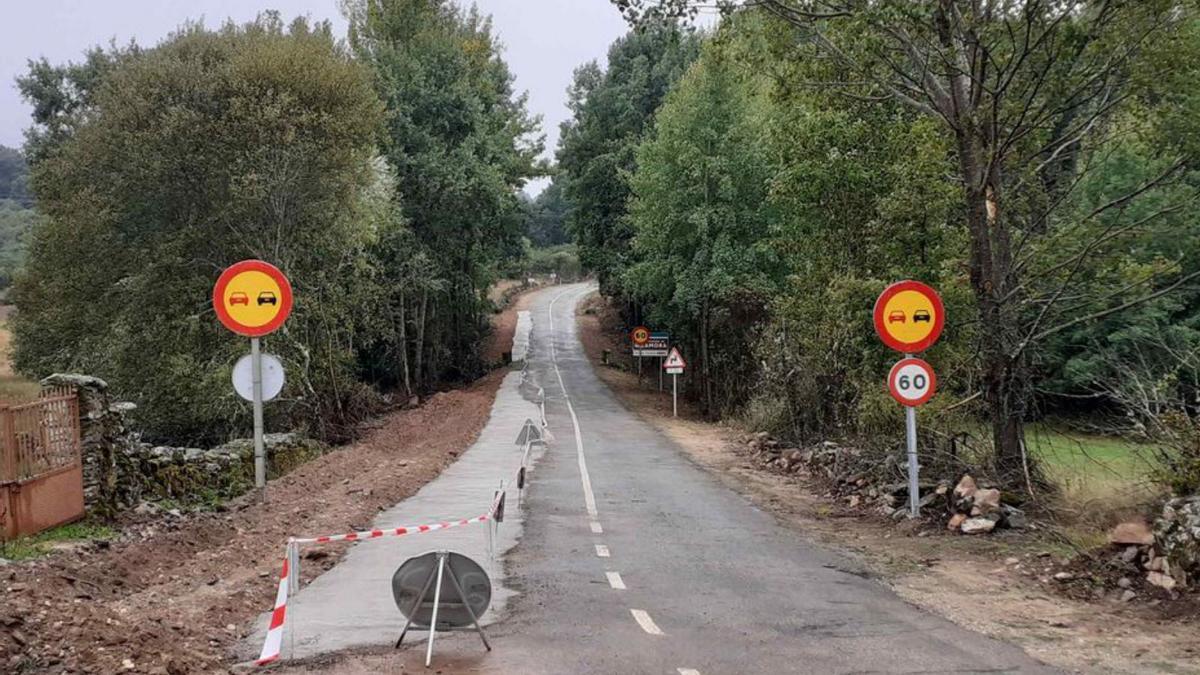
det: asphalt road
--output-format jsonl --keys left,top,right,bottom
{"left": 484, "top": 283, "right": 1057, "bottom": 675}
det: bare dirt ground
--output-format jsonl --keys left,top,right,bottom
{"left": 576, "top": 292, "right": 1200, "bottom": 675}
{"left": 0, "top": 289, "right": 534, "bottom": 675}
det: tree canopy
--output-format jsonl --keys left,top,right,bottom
{"left": 581, "top": 2, "right": 1200, "bottom": 491}
{"left": 13, "top": 6, "right": 542, "bottom": 445}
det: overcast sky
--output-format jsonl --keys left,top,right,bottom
{"left": 0, "top": 0, "right": 632, "bottom": 195}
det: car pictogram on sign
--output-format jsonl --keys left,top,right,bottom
{"left": 873, "top": 280, "right": 945, "bottom": 353}
{"left": 213, "top": 260, "right": 294, "bottom": 337}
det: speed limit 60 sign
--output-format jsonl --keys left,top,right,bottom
{"left": 888, "top": 357, "right": 937, "bottom": 407}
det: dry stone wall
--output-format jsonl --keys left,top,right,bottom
{"left": 40, "top": 374, "right": 323, "bottom": 516}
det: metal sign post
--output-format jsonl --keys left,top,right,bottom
{"left": 213, "top": 259, "right": 294, "bottom": 493}
{"left": 874, "top": 281, "right": 944, "bottom": 519}
{"left": 672, "top": 372, "right": 678, "bottom": 417}
{"left": 905, "top": 405, "right": 918, "bottom": 517}
{"left": 663, "top": 347, "right": 686, "bottom": 418}
{"left": 251, "top": 337, "right": 266, "bottom": 489}
{"left": 887, "top": 356, "right": 938, "bottom": 518}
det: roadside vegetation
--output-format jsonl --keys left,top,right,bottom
{"left": 0, "top": 521, "right": 115, "bottom": 561}
{"left": 10, "top": 4, "right": 541, "bottom": 446}
{"left": 559, "top": 4, "right": 1200, "bottom": 524}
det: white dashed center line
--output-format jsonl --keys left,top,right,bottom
{"left": 605, "top": 571, "right": 626, "bottom": 590}
{"left": 631, "top": 609, "right": 664, "bottom": 636}
{"left": 677, "top": 669, "right": 701, "bottom": 675}
{"left": 590, "top": 521, "right": 603, "bottom": 534}
{"left": 594, "top": 544, "right": 610, "bottom": 558}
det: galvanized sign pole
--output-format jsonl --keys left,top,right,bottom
{"left": 664, "top": 347, "right": 686, "bottom": 419}
{"left": 251, "top": 337, "right": 266, "bottom": 489}
{"left": 213, "top": 259, "right": 294, "bottom": 494}
{"left": 672, "top": 372, "right": 678, "bottom": 418}
{"left": 905, "top": 401, "right": 918, "bottom": 517}
{"left": 874, "top": 280, "right": 944, "bottom": 519}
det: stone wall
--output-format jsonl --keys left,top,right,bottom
{"left": 41, "top": 374, "right": 324, "bottom": 516}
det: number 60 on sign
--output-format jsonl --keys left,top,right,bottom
{"left": 888, "top": 357, "right": 937, "bottom": 407}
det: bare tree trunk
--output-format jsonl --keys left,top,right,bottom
{"left": 701, "top": 297, "right": 713, "bottom": 418}
{"left": 955, "top": 123, "right": 1029, "bottom": 485}
{"left": 397, "top": 289, "right": 411, "bottom": 397}
{"left": 414, "top": 287, "right": 429, "bottom": 389}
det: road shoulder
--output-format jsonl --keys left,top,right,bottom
{"left": 0, "top": 285, "right": 537, "bottom": 675}
{"left": 576, "top": 291, "right": 1199, "bottom": 675}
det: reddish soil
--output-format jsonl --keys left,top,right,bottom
{"left": 480, "top": 283, "right": 537, "bottom": 365}
{"left": 0, "top": 291, "right": 529, "bottom": 674}
{"left": 576, "top": 292, "right": 1200, "bottom": 674}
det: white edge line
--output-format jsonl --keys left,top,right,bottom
{"left": 631, "top": 609, "right": 664, "bottom": 636}
{"left": 548, "top": 287, "right": 599, "bottom": 519}
{"left": 605, "top": 571, "right": 626, "bottom": 590}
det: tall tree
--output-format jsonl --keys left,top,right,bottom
{"left": 525, "top": 176, "right": 572, "bottom": 247}
{"left": 626, "top": 24, "right": 781, "bottom": 416}
{"left": 615, "top": 1, "right": 1200, "bottom": 487}
{"left": 558, "top": 23, "right": 699, "bottom": 296}
{"left": 14, "top": 16, "right": 388, "bottom": 444}
{"left": 344, "top": 0, "right": 543, "bottom": 384}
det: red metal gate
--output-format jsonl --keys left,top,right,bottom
{"left": 0, "top": 388, "right": 84, "bottom": 541}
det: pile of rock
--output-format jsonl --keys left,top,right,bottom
{"left": 742, "top": 433, "right": 849, "bottom": 480}
{"left": 1103, "top": 497, "right": 1200, "bottom": 593}
{"left": 122, "top": 433, "right": 324, "bottom": 503}
{"left": 945, "top": 474, "right": 1027, "bottom": 534}
{"left": 740, "top": 432, "right": 1027, "bottom": 532}
{"left": 1103, "top": 517, "right": 1181, "bottom": 594}
{"left": 1154, "top": 496, "right": 1200, "bottom": 588}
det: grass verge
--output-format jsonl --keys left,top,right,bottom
{"left": 0, "top": 520, "right": 118, "bottom": 561}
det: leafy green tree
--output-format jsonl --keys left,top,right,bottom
{"left": 0, "top": 147, "right": 32, "bottom": 206}
{"left": 344, "top": 0, "right": 543, "bottom": 384}
{"left": 0, "top": 200, "right": 40, "bottom": 289}
{"left": 626, "top": 24, "right": 781, "bottom": 416}
{"left": 616, "top": 1, "right": 1200, "bottom": 489}
{"left": 13, "top": 16, "right": 387, "bottom": 444}
{"left": 18, "top": 44, "right": 140, "bottom": 163}
{"left": 525, "top": 177, "right": 572, "bottom": 247}
{"left": 558, "top": 23, "right": 699, "bottom": 296}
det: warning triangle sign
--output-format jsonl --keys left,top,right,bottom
{"left": 515, "top": 418, "right": 542, "bottom": 446}
{"left": 663, "top": 347, "right": 686, "bottom": 370}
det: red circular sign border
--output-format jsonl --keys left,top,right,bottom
{"left": 212, "top": 259, "right": 294, "bottom": 337}
{"left": 873, "top": 280, "right": 945, "bottom": 353}
{"left": 631, "top": 325, "right": 651, "bottom": 347}
{"left": 888, "top": 357, "right": 937, "bottom": 407}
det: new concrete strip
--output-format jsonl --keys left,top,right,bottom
{"left": 243, "top": 311, "right": 541, "bottom": 661}
{"left": 512, "top": 310, "right": 532, "bottom": 363}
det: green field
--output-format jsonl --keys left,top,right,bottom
{"left": 1025, "top": 424, "right": 1161, "bottom": 512}
{"left": 0, "top": 316, "right": 40, "bottom": 401}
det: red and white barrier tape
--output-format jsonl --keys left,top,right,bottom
{"left": 255, "top": 512, "right": 495, "bottom": 665}
{"left": 255, "top": 554, "right": 290, "bottom": 665}
{"left": 291, "top": 513, "right": 493, "bottom": 545}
